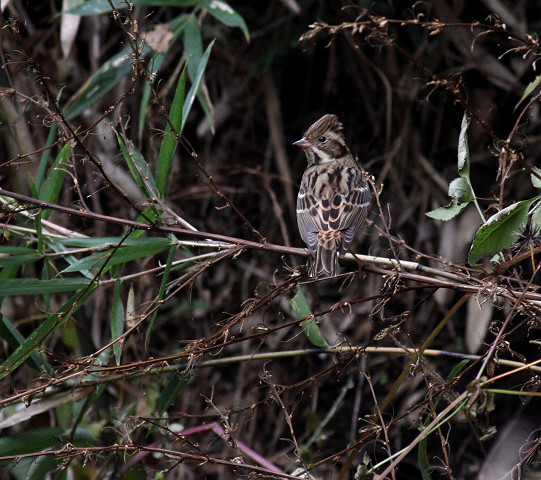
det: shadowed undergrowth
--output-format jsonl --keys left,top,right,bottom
{"left": 0, "top": 1, "right": 540, "bottom": 479}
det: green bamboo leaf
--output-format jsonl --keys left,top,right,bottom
{"left": 158, "top": 369, "right": 195, "bottom": 415}
{"left": 0, "top": 246, "right": 37, "bottom": 254}
{"left": 0, "top": 254, "right": 41, "bottom": 268}
{"left": 117, "top": 134, "right": 159, "bottom": 198}
{"left": 0, "top": 427, "right": 94, "bottom": 467}
{"left": 111, "top": 280, "right": 125, "bottom": 365}
{"left": 0, "top": 315, "right": 54, "bottom": 375}
{"left": 180, "top": 39, "right": 215, "bottom": 133}
{"left": 139, "top": 15, "right": 190, "bottom": 141}
{"left": 41, "top": 258, "right": 53, "bottom": 313}
{"left": 38, "top": 143, "right": 71, "bottom": 220}
{"left": 183, "top": 16, "right": 214, "bottom": 131}
{"left": 138, "top": 53, "right": 166, "bottom": 140}
{"left": 199, "top": 0, "right": 249, "bottom": 41}
{"left": 42, "top": 238, "right": 94, "bottom": 280}
{"left": 29, "top": 179, "right": 44, "bottom": 253}
{"left": 0, "top": 247, "right": 42, "bottom": 268}
{"left": 447, "top": 359, "right": 470, "bottom": 381}
{"left": 184, "top": 16, "right": 203, "bottom": 81}
{"left": 62, "top": 237, "right": 173, "bottom": 273}
{"left": 57, "top": 237, "right": 152, "bottom": 247}
{"left": 515, "top": 74, "right": 541, "bottom": 112}
{"left": 35, "top": 123, "right": 58, "bottom": 192}
{"left": 0, "top": 427, "right": 64, "bottom": 459}
{"left": 418, "top": 435, "right": 432, "bottom": 480}
{"left": 290, "top": 286, "right": 328, "bottom": 348}
{"left": 0, "top": 278, "right": 92, "bottom": 295}
{"left": 468, "top": 197, "right": 541, "bottom": 265}
{"left": 156, "top": 63, "right": 188, "bottom": 196}
{"left": 64, "top": 44, "right": 152, "bottom": 120}
{"left": 66, "top": 0, "right": 197, "bottom": 15}
{"left": 0, "top": 285, "right": 97, "bottom": 380}
{"left": 146, "top": 244, "right": 177, "bottom": 345}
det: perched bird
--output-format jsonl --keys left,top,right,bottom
{"left": 294, "top": 114, "right": 370, "bottom": 278}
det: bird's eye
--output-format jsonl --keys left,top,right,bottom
{"left": 318, "top": 136, "right": 327, "bottom": 143}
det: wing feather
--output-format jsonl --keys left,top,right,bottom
{"left": 297, "top": 159, "right": 370, "bottom": 277}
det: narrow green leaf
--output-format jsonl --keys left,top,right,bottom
{"left": 38, "top": 143, "right": 70, "bottom": 203}
{"left": 0, "top": 427, "right": 64, "bottom": 459}
{"left": 156, "top": 63, "right": 188, "bottom": 196}
{"left": 41, "top": 262, "right": 53, "bottom": 336}
{"left": 35, "top": 123, "right": 58, "bottom": 192}
{"left": 418, "top": 435, "right": 432, "bottom": 480}
{"left": 117, "top": 134, "right": 159, "bottom": 199}
{"left": 0, "top": 427, "right": 93, "bottom": 464}
{"left": 64, "top": 44, "right": 151, "bottom": 120}
{"left": 158, "top": 369, "right": 195, "bottom": 415}
{"left": 73, "top": 383, "right": 106, "bottom": 420}
{"left": 0, "top": 315, "right": 54, "bottom": 375}
{"left": 0, "top": 247, "right": 42, "bottom": 268}
{"left": 62, "top": 238, "right": 172, "bottom": 273}
{"left": 117, "top": 134, "right": 146, "bottom": 193}
{"left": 57, "top": 237, "right": 153, "bottom": 247}
{"left": 0, "top": 278, "right": 92, "bottom": 295}
{"left": 0, "top": 285, "right": 96, "bottom": 380}
{"left": 0, "top": 254, "right": 42, "bottom": 268}
{"left": 111, "top": 280, "right": 125, "bottom": 365}
{"left": 0, "top": 265, "right": 18, "bottom": 281}
{"left": 199, "top": 0, "right": 249, "bottom": 41}
{"left": 139, "top": 53, "right": 166, "bottom": 141}
{"left": 38, "top": 143, "right": 71, "bottom": 220}
{"left": 468, "top": 197, "right": 541, "bottom": 265}
{"left": 44, "top": 238, "right": 94, "bottom": 280}
{"left": 137, "top": 11, "right": 190, "bottom": 137}
{"left": 515, "top": 74, "right": 541, "bottom": 112}
{"left": 447, "top": 359, "right": 470, "bottom": 381}
{"left": 29, "top": 180, "right": 44, "bottom": 253}
{"left": 66, "top": 0, "right": 197, "bottom": 15}
{"left": 146, "top": 244, "right": 177, "bottom": 345}
{"left": 41, "top": 259, "right": 54, "bottom": 312}
{"left": 183, "top": 17, "right": 215, "bottom": 132}
{"left": 184, "top": 16, "right": 203, "bottom": 81}
{"left": 0, "top": 246, "right": 36, "bottom": 254}
{"left": 181, "top": 39, "right": 215, "bottom": 134}
{"left": 290, "top": 286, "right": 328, "bottom": 348}
{"left": 426, "top": 201, "right": 469, "bottom": 221}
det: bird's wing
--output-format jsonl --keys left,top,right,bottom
{"left": 339, "top": 174, "right": 371, "bottom": 255}
{"left": 296, "top": 180, "right": 320, "bottom": 256}
{"left": 297, "top": 166, "right": 370, "bottom": 256}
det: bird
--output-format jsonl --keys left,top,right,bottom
{"left": 294, "top": 114, "right": 370, "bottom": 278}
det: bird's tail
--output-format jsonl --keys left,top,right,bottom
{"left": 308, "top": 231, "right": 342, "bottom": 278}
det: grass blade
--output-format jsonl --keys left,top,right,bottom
{"left": 156, "top": 63, "right": 187, "bottom": 196}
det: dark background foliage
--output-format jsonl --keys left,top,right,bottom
{"left": 0, "top": 0, "right": 540, "bottom": 479}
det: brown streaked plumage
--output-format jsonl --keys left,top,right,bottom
{"left": 294, "top": 114, "right": 370, "bottom": 278}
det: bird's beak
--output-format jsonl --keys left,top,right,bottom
{"left": 293, "top": 137, "right": 310, "bottom": 149}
